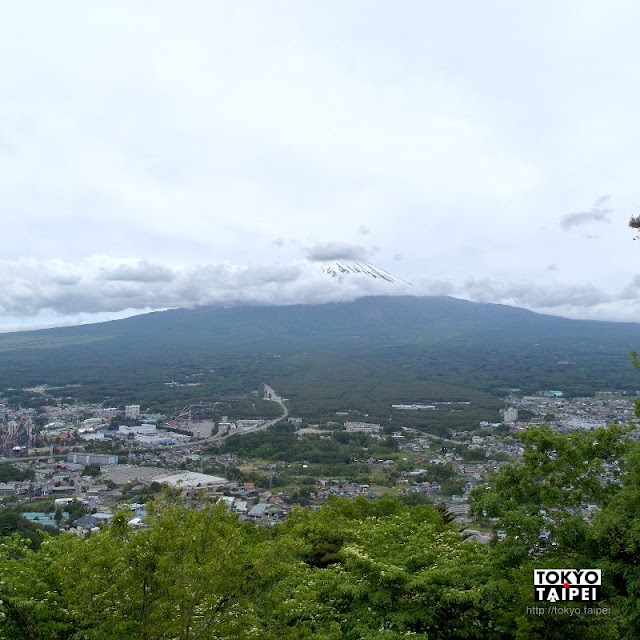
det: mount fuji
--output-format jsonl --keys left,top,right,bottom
{"left": 315, "top": 260, "right": 412, "bottom": 286}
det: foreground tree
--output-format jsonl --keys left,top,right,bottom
{"left": 267, "top": 496, "right": 506, "bottom": 639}
{"left": 470, "top": 424, "right": 629, "bottom": 561}
{"left": 470, "top": 424, "right": 634, "bottom": 638}
{"left": 3, "top": 474, "right": 640, "bottom": 639}
{"left": 0, "top": 504, "right": 269, "bottom": 640}
{"left": 56, "top": 504, "right": 269, "bottom": 640}
{"left": 0, "top": 534, "right": 74, "bottom": 640}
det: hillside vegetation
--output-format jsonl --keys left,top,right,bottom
{"left": 0, "top": 296, "right": 638, "bottom": 431}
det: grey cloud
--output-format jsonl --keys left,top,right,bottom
{"left": 100, "top": 261, "right": 175, "bottom": 283}
{"left": 461, "top": 278, "right": 612, "bottom": 309}
{"left": 415, "top": 279, "right": 457, "bottom": 297}
{"left": 358, "top": 225, "right": 370, "bottom": 236}
{"left": 272, "top": 237, "right": 285, "bottom": 247}
{"left": 560, "top": 195, "right": 612, "bottom": 230}
{"left": 0, "top": 257, "right": 409, "bottom": 318}
{"left": 305, "top": 242, "right": 370, "bottom": 262}
{"left": 448, "top": 275, "right": 640, "bottom": 323}
{"left": 414, "top": 275, "right": 623, "bottom": 314}
{"left": 50, "top": 273, "right": 82, "bottom": 286}
{"left": 546, "top": 264, "right": 559, "bottom": 271}
{"left": 620, "top": 275, "right": 640, "bottom": 300}
{"left": 2, "top": 256, "right": 639, "bottom": 328}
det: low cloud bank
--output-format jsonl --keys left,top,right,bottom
{"left": 0, "top": 256, "right": 408, "bottom": 319}
{"left": 0, "top": 256, "right": 639, "bottom": 329}
{"left": 417, "top": 276, "right": 640, "bottom": 322}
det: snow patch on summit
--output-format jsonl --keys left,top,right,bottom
{"left": 316, "top": 261, "right": 411, "bottom": 286}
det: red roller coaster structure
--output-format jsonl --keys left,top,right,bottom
{"left": 1, "top": 416, "right": 35, "bottom": 455}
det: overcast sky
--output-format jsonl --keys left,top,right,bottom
{"left": 1, "top": 1, "right": 640, "bottom": 331}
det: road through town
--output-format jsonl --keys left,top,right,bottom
{"left": 177, "top": 383, "right": 288, "bottom": 448}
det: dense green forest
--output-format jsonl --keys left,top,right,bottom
{"left": 1, "top": 296, "right": 639, "bottom": 432}
{"left": 2, "top": 424, "right": 640, "bottom": 639}
{"left": 220, "top": 423, "right": 399, "bottom": 463}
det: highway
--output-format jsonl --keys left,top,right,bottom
{"left": 172, "top": 383, "right": 288, "bottom": 448}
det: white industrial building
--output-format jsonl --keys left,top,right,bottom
{"left": 66, "top": 453, "right": 118, "bottom": 466}
{"left": 237, "top": 420, "right": 265, "bottom": 429}
{"left": 125, "top": 405, "right": 141, "bottom": 420}
{"left": 154, "top": 471, "right": 226, "bottom": 490}
{"left": 118, "top": 424, "right": 156, "bottom": 436}
{"left": 345, "top": 421, "right": 382, "bottom": 433}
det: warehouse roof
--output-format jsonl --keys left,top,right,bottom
{"left": 154, "top": 471, "right": 226, "bottom": 489}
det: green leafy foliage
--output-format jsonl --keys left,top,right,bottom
{"left": 0, "top": 511, "right": 56, "bottom": 549}
{"left": 6, "top": 426, "right": 640, "bottom": 637}
{"left": 471, "top": 424, "right": 630, "bottom": 559}
{"left": 221, "top": 423, "right": 397, "bottom": 465}
{"left": 0, "top": 464, "right": 35, "bottom": 483}
{"left": 82, "top": 464, "right": 101, "bottom": 477}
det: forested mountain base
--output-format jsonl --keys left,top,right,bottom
{"left": 1, "top": 297, "right": 639, "bottom": 430}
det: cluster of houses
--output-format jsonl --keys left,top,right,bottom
{"left": 510, "top": 392, "right": 638, "bottom": 432}
{"left": 310, "top": 479, "right": 378, "bottom": 500}
{"left": 4, "top": 388, "right": 638, "bottom": 540}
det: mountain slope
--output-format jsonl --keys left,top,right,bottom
{"left": 0, "top": 296, "right": 638, "bottom": 425}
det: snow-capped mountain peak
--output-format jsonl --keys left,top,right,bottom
{"left": 316, "top": 261, "right": 411, "bottom": 285}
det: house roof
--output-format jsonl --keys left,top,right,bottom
{"left": 247, "top": 503, "right": 270, "bottom": 517}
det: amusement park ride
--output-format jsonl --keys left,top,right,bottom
{"left": 1, "top": 415, "right": 36, "bottom": 455}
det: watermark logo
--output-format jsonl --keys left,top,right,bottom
{"left": 534, "top": 569, "right": 601, "bottom": 602}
